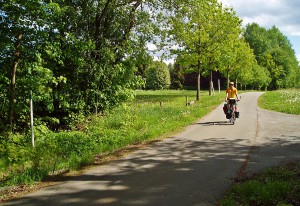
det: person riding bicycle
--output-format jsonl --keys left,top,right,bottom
{"left": 224, "top": 82, "right": 239, "bottom": 118}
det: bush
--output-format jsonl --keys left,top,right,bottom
{"left": 145, "top": 61, "right": 171, "bottom": 90}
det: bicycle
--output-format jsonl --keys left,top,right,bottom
{"left": 225, "top": 98, "right": 239, "bottom": 125}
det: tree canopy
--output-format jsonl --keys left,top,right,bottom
{"left": 0, "top": 0, "right": 299, "bottom": 132}
{"left": 244, "top": 23, "right": 299, "bottom": 89}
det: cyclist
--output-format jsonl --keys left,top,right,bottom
{"left": 224, "top": 82, "right": 239, "bottom": 118}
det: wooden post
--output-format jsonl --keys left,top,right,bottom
{"left": 30, "top": 90, "right": 35, "bottom": 147}
{"left": 186, "top": 95, "right": 188, "bottom": 106}
{"left": 211, "top": 81, "right": 215, "bottom": 96}
{"left": 218, "top": 79, "right": 220, "bottom": 93}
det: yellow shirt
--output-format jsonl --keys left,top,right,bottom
{"left": 226, "top": 87, "right": 238, "bottom": 99}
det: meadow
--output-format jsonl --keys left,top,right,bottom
{"left": 258, "top": 89, "right": 300, "bottom": 115}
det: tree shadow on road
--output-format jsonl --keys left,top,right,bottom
{"left": 3, "top": 134, "right": 300, "bottom": 206}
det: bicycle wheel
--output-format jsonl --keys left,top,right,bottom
{"left": 231, "top": 108, "right": 235, "bottom": 125}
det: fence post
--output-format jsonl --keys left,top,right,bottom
{"left": 30, "top": 90, "right": 35, "bottom": 147}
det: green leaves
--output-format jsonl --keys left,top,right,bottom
{"left": 0, "top": 0, "right": 160, "bottom": 131}
{"left": 244, "top": 23, "right": 299, "bottom": 89}
{"left": 145, "top": 61, "right": 171, "bottom": 90}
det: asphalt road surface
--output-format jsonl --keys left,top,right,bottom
{"left": 2, "top": 92, "right": 300, "bottom": 206}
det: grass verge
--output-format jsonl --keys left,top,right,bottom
{"left": 220, "top": 162, "right": 300, "bottom": 206}
{"left": 258, "top": 89, "right": 300, "bottom": 114}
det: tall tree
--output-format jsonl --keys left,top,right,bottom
{"left": 244, "top": 23, "right": 299, "bottom": 89}
{"left": 0, "top": 0, "right": 160, "bottom": 131}
{"left": 158, "top": 0, "right": 241, "bottom": 100}
{"left": 220, "top": 38, "right": 257, "bottom": 89}
{"left": 0, "top": 0, "right": 50, "bottom": 130}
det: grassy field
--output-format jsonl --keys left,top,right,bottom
{"left": 220, "top": 89, "right": 300, "bottom": 206}
{"left": 258, "top": 89, "right": 300, "bottom": 115}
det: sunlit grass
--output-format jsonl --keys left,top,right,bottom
{"left": 89, "top": 90, "right": 224, "bottom": 149}
{"left": 258, "top": 89, "right": 300, "bottom": 114}
{"left": 220, "top": 163, "right": 300, "bottom": 206}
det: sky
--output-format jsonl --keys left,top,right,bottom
{"left": 220, "top": 0, "right": 300, "bottom": 63}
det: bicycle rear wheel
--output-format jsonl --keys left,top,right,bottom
{"left": 230, "top": 109, "right": 235, "bottom": 125}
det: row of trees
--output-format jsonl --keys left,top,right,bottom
{"left": 154, "top": 0, "right": 299, "bottom": 97}
{"left": 0, "top": 0, "right": 299, "bottom": 132}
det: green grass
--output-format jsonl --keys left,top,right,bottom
{"left": 220, "top": 89, "right": 300, "bottom": 206}
{"left": 220, "top": 163, "right": 300, "bottom": 206}
{"left": 258, "top": 89, "right": 300, "bottom": 114}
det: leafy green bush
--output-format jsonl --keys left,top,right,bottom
{"left": 145, "top": 61, "right": 171, "bottom": 90}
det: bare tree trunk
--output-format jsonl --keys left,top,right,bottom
{"left": 209, "top": 70, "right": 213, "bottom": 96}
{"left": 8, "top": 32, "right": 22, "bottom": 130}
{"left": 196, "top": 59, "right": 201, "bottom": 101}
{"left": 226, "top": 69, "right": 230, "bottom": 88}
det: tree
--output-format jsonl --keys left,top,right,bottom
{"left": 145, "top": 61, "right": 171, "bottom": 90}
{"left": 158, "top": 0, "right": 242, "bottom": 100}
{"left": 220, "top": 38, "right": 257, "bottom": 89}
{"left": 244, "top": 23, "right": 299, "bottom": 89}
{"left": 0, "top": 0, "right": 161, "bottom": 131}
{"left": 170, "top": 62, "right": 185, "bottom": 89}
{"left": 251, "top": 64, "right": 271, "bottom": 90}
{"left": 0, "top": 0, "right": 52, "bottom": 130}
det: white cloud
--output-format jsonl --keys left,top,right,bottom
{"left": 220, "top": 0, "right": 300, "bottom": 62}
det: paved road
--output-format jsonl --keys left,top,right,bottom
{"left": 2, "top": 92, "right": 300, "bottom": 206}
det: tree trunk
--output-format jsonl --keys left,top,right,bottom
{"left": 209, "top": 70, "right": 212, "bottom": 96}
{"left": 226, "top": 69, "right": 230, "bottom": 88}
{"left": 8, "top": 32, "right": 22, "bottom": 130}
{"left": 196, "top": 59, "right": 201, "bottom": 101}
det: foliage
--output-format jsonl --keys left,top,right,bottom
{"left": 170, "top": 63, "right": 185, "bottom": 89}
{"left": 0, "top": 0, "right": 158, "bottom": 131}
{"left": 244, "top": 23, "right": 299, "bottom": 89}
{"left": 157, "top": 0, "right": 243, "bottom": 99}
{"left": 220, "top": 38, "right": 258, "bottom": 88}
{"left": 145, "top": 61, "right": 171, "bottom": 90}
{"left": 1, "top": 0, "right": 299, "bottom": 133}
